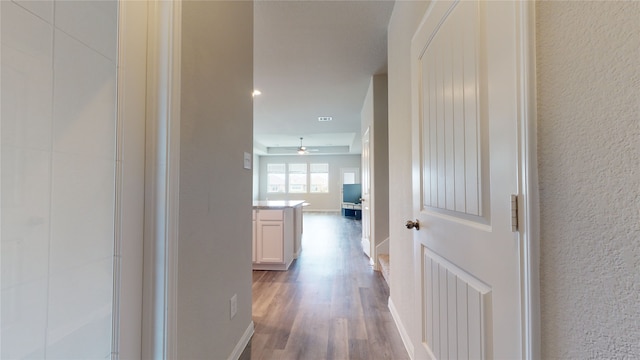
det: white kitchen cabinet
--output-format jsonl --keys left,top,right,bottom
{"left": 253, "top": 208, "right": 294, "bottom": 270}
{"left": 257, "top": 218, "right": 283, "bottom": 263}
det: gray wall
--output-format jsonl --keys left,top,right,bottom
{"left": 372, "top": 75, "right": 389, "bottom": 249}
{"left": 179, "top": 1, "right": 254, "bottom": 358}
{"left": 361, "top": 75, "right": 390, "bottom": 252}
{"left": 536, "top": 2, "right": 640, "bottom": 358}
{"left": 257, "top": 154, "right": 361, "bottom": 211}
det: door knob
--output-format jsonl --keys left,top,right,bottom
{"left": 405, "top": 219, "right": 420, "bottom": 230}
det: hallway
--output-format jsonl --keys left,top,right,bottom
{"left": 249, "top": 212, "right": 409, "bottom": 359}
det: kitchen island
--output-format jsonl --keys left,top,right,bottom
{"left": 252, "top": 200, "right": 304, "bottom": 270}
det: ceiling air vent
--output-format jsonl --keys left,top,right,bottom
{"left": 318, "top": 116, "right": 333, "bottom": 122}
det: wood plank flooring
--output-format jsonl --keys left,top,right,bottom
{"left": 248, "top": 212, "right": 409, "bottom": 360}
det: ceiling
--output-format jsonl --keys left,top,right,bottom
{"left": 253, "top": 0, "right": 395, "bottom": 156}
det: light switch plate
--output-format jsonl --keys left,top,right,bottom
{"left": 243, "top": 152, "right": 251, "bottom": 170}
{"left": 230, "top": 294, "right": 238, "bottom": 319}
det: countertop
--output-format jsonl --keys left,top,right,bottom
{"left": 253, "top": 200, "right": 306, "bottom": 209}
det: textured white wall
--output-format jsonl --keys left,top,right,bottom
{"left": 537, "top": 2, "right": 640, "bottom": 358}
{"left": 179, "top": 1, "right": 254, "bottom": 358}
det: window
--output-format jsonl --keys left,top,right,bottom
{"left": 267, "top": 163, "right": 285, "bottom": 193}
{"left": 268, "top": 162, "right": 331, "bottom": 194}
{"left": 310, "top": 163, "right": 329, "bottom": 193}
{"left": 288, "top": 163, "right": 307, "bottom": 193}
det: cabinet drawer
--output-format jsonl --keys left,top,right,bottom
{"left": 258, "top": 209, "right": 283, "bottom": 221}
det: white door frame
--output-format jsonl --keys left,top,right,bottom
{"left": 361, "top": 127, "right": 372, "bottom": 259}
{"left": 111, "top": 1, "right": 186, "bottom": 358}
{"left": 141, "top": 0, "right": 182, "bottom": 359}
{"left": 516, "top": 2, "right": 541, "bottom": 358}
{"left": 112, "top": 1, "right": 149, "bottom": 358}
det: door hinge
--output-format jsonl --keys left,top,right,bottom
{"left": 510, "top": 194, "right": 519, "bottom": 232}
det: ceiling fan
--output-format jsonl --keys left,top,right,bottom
{"left": 296, "top": 137, "right": 319, "bottom": 155}
{"left": 297, "top": 137, "right": 309, "bottom": 155}
{"left": 265, "top": 137, "right": 322, "bottom": 155}
{"left": 297, "top": 137, "right": 308, "bottom": 154}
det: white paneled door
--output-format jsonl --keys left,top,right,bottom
{"left": 410, "top": 1, "right": 531, "bottom": 359}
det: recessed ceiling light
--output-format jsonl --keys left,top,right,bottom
{"left": 318, "top": 116, "right": 332, "bottom": 122}
{"left": 252, "top": 90, "right": 262, "bottom": 97}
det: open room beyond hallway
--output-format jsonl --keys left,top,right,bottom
{"left": 249, "top": 212, "right": 408, "bottom": 360}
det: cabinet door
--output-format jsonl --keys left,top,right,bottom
{"left": 257, "top": 221, "right": 284, "bottom": 263}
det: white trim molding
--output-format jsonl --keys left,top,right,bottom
{"left": 227, "top": 322, "right": 255, "bottom": 360}
{"left": 112, "top": 1, "right": 125, "bottom": 355}
{"left": 112, "top": 1, "right": 148, "bottom": 359}
{"left": 142, "top": 0, "right": 182, "bottom": 359}
{"left": 389, "top": 298, "right": 415, "bottom": 360}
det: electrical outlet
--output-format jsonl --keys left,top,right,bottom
{"left": 230, "top": 294, "right": 238, "bottom": 319}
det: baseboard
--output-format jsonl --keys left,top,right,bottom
{"left": 228, "top": 321, "right": 254, "bottom": 360}
{"left": 376, "top": 237, "right": 389, "bottom": 255}
{"left": 362, "top": 238, "right": 371, "bottom": 258}
{"left": 388, "top": 298, "right": 414, "bottom": 360}
{"left": 373, "top": 238, "right": 389, "bottom": 271}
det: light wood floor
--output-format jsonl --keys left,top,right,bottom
{"left": 248, "top": 212, "right": 409, "bottom": 360}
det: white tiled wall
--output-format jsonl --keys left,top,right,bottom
{"left": 1, "top": 1, "right": 118, "bottom": 358}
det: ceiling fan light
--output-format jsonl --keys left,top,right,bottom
{"left": 297, "top": 137, "right": 307, "bottom": 154}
